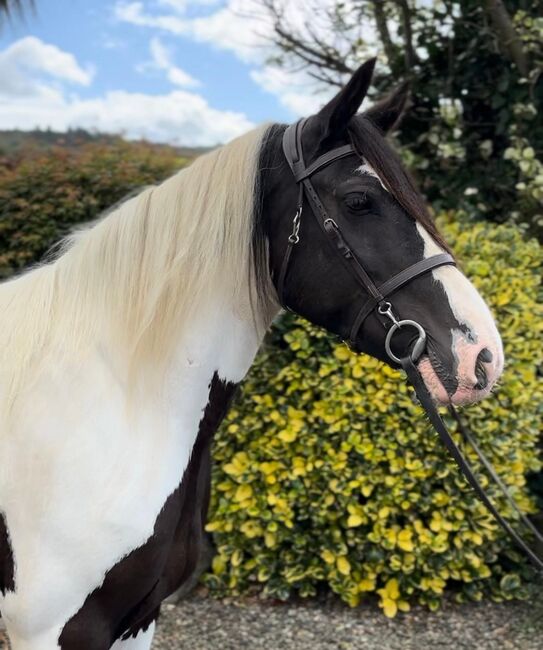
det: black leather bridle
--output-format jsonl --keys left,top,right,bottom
{"left": 278, "top": 118, "right": 455, "bottom": 352}
{"left": 278, "top": 118, "right": 543, "bottom": 573}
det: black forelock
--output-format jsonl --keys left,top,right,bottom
{"left": 347, "top": 117, "right": 452, "bottom": 255}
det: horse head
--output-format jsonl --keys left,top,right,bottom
{"left": 263, "top": 59, "right": 503, "bottom": 406}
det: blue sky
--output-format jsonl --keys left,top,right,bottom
{"left": 0, "top": 0, "right": 339, "bottom": 145}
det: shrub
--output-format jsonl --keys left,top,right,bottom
{"left": 205, "top": 215, "right": 543, "bottom": 615}
{"left": 0, "top": 141, "right": 182, "bottom": 278}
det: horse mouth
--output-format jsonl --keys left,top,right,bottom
{"left": 417, "top": 350, "right": 495, "bottom": 407}
{"left": 426, "top": 349, "right": 458, "bottom": 396}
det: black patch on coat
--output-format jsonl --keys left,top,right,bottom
{"left": 0, "top": 511, "right": 15, "bottom": 595}
{"left": 58, "top": 373, "right": 237, "bottom": 650}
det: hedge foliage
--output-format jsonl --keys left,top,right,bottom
{"left": 0, "top": 141, "right": 182, "bottom": 278}
{"left": 206, "top": 215, "right": 543, "bottom": 615}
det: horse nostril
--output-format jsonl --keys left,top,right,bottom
{"left": 474, "top": 348, "right": 491, "bottom": 390}
{"left": 478, "top": 347, "right": 493, "bottom": 364}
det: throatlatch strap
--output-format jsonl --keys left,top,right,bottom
{"left": 401, "top": 355, "right": 543, "bottom": 574}
{"left": 276, "top": 243, "right": 295, "bottom": 309}
{"left": 276, "top": 184, "right": 304, "bottom": 309}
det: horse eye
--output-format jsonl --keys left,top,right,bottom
{"left": 344, "top": 192, "right": 369, "bottom": 212}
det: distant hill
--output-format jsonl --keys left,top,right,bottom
{"left": 0, "top": 129, "right": 212, "bottom": 159}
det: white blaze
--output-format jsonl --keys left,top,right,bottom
{"left": 415, "top": 222, "right": 504, "bottom": 401}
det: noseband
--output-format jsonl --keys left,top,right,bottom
{"left": 277, "top": 118, "right": 543, "bottom": 574}
{"left": 278, "top": 118, "right": 455, "bottom": 357}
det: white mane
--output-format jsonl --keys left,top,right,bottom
{"left": 0, "top": 124, "right": 274, "bottom": 413}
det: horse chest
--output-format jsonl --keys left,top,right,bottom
{"left": 59, "top": 373, "right": 237, "bottom": 648}
{"left": 0, "top": 343, "right": 240, "bottom": 648}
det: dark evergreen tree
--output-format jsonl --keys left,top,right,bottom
{"left": 261, "top": 0, "right": 543, "bottom": 239}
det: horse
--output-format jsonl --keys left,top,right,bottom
{"left": 0, "top": 58, "right": 503, "bottom": 649}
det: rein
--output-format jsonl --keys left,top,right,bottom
{"left": 278, "top": 118, "right": 543, "bottom": 574}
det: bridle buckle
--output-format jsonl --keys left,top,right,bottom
{"left": 377, "top": 301, "right": 399, "bottom": 326}
{"left": 288, "top": 206, "right": 302, "bottom": 245}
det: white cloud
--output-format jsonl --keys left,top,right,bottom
{"left": 114, "top": 1, "right": 372, "bottom": 65}
{"left": 157, "top": 0, "right": 221, "bottom": 11}
{"left": 0, "top": 37, "right": 253, "bottom": 146}
{"left": 137, "top": 36, "right": 200, "bottom": 87}
{"left": 0, "top": 36, "right": 94, "bottom": 97}
{"left": 113, "top": 0, "right": 376, "bottom": 118}
{"left": 0, "top": 88, "right": 253, "bottom": 146}
{"left": 115, "top": 2, "right": 189, "bottom": 36}
{"left": 187, "top": 0, "right": 270, "bottom": 63}
{"left": 114, "top": 0, "right": 275, "bottom": 63}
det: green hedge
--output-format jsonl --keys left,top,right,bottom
{"left": 0, "top": 141, "right": 182, "bottom": 278}
{"left": 205, "top": 214, "right": 543, "bottom": 615}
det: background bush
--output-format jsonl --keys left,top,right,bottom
{"left": 0, "top": 140, "right": 182, "bottom": 278}
{"left": 205, "top": 214, "right": 543, "bottom": 615}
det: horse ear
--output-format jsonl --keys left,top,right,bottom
{"left": 316, "top": 58, "right": 376, "bottom": 145}
{"left": 363, "top": 81, "right": 410, "bottom": 134}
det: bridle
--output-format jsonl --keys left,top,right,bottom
{"left": 277, "top": 117, "right": 543, "bottom": 574}
{"left": 277, "top": 118, "right": 455, "bottom": 355}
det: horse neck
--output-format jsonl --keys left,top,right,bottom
{"left": 157, "top": 289, "right": 277, "bottom": 424}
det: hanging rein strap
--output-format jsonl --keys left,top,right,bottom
{"left": 402, "top": 355, "right": 543, "bottom": 572}
{"left": 278, "top": 117, "right": 543, "bottom": 574}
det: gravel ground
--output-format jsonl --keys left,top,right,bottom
{"left": 1, "top": 591, "right": 542, "bottom": 649}
{"left": 152, "top": 591, "right": 543, "bottom": 650}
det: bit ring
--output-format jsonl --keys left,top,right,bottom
{"left": 385, "top": 319, "right": 427, "bottom": 364}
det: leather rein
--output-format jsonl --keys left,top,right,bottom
{"left": 277, "top": 118, "right": 543, "bottom": 573}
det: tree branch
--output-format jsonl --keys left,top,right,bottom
{"left": 261, "top": 0, "right": 357, "bottom": 85}
{"left": 306, "top": 69, "right": 344, "bottom": 88}
{"left": 0, "top": 0, "right": 33, "bottom": 19}
{"left": 395, "top": 0, "right": 419, "bottom": 69}
{"left": 274, "top": 23, "right": 354, "bottom": 76}
{"left": 483, "top": 0, "right": 530, "bottom": 77}
{"left": 371, "top": 0, "right": 398, "bottom": 67}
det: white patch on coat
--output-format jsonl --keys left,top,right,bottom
{"left": 415, "top": 222, "right": 502, "bottom": 346}
{"left": 415, "top": 222, "right": 504, "bottom": 398}
{"left": 0, "top": 290, "right": 275, "bottom": 648}
{"left": 356, "top": 162, "right": 388, "bottom": 191}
